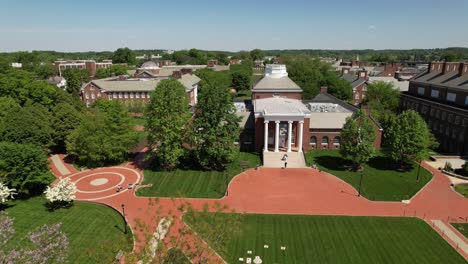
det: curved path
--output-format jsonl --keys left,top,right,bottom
{"left": 49, "top": 155, "right": 468, "bottom": 261}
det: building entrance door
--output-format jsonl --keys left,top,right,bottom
{"left": 279, "top": 123, "right": 287, "bottom": 148}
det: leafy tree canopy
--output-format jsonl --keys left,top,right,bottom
{"left": 112, "top": 47, "right": 136, "bottom": 65}
{"left": 146, "top": 79, "right": 190, "bottom": 169}
{"left": 340, "top": 110, "right": 377, "bottom": 170}
{"left": 363, "top": 81, "right": 400, "bottom": 128}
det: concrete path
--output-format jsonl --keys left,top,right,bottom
{"left": 432, "top": 220, "right": 468, "bottom": 256}
{"left": 50, "top": 154, "right": 71, "bottom": 176}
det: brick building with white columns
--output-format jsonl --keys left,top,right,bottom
{"left": 252, "top": 64, "right": 382, "bottom": 156}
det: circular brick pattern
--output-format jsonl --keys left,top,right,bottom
{"left": 90, "top": 178, "right": 109, "bottom": 186}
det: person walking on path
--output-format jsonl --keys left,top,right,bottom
{"left": 284, "top": 161, "right": 288, "bottom": 168}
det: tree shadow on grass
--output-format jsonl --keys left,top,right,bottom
{"left": 314, "top": 156, "right": 353, "bottom": 171}
{"left": 0, "top": 203, "right": 16, "bottom": 211}
{"left": 367, "top": 156, "right": 414, "bottom": 172}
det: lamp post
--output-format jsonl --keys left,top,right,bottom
{"left": 121, "top": 204, "right": 127, "bottom": 234}
{"left": 416, "top": 159, "right": 421, "bottom": 182}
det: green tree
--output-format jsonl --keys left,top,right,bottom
{"left": 146, "top": 79, "right": 190, "bottom": 169}
{"left": 250, "top": 49, "right": 264, "bottom": 61}
{"left": 66, "top": 100, "right": 138, "bottom": 167}
{"left": 384, "top": 110, "right": 437, "bottom": 167}
{"left": 1, "top": 104, "right": 53, "bottom": 148}
{"left": 51, "top": 102, "right": 82, "bottom": 151}
{"left": 63, "top": 68, "right": 88, "bottom": 96}
{"left": 34, "top": 64, "right": 56, "bottom": 79}
{"left": 340, "top": 110, "right": 377, "bottom": 170}
{"left": 188, "top": 78, "right": 240, "bottom": 169}
{"left": 95, "top": 68, "right": 110, "bottom": 79}
{"left": 326, "top": 74, "right": 352, "bottom": 101}
{"left": 0, "top": 142, "right": 53, "bottom": 195}
{"left": 231, "top": 71, "right": 250, "bottom": 91}
{"left": 112, "top": 48, "right": 136, "bottom": 65}
{"left": 110, "top": 65, "right": 128, "bottom": 76}
{"left": 441, "top": 51, "right": 460, "bottom": 62}
{"left": 363, "top": 81, "right": 400, "bottom": 128}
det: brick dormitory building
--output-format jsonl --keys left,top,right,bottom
{"left": 242, "top": 65, "right": 382, "bottom": 164}
{"left": 80, "top": 70, "right": 200, "bottom": 107}
{"left": 400, "top": 61, "right": 468, "bottom": 154}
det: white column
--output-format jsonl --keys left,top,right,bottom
{"left": 274, "top": 121, "right": 280, "bottom": 152}
{"left": 287, "top": 121, "right": 293, "bottom": 152}
{"left": 298, "top": 121, "right": 304, "bottom": 153}
{"left": 264, "top": 121, "right": 269, "bottom": 152}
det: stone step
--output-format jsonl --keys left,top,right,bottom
{"left": 263, "top": 152, "right": 306, "bottom": 168}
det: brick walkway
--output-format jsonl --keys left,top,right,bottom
{"left": 48, "top": 156, "right": 468, "bottom": 261}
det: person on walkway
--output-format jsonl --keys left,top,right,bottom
{"left": 284, "top": 161, "right": 287, "bottom": 168}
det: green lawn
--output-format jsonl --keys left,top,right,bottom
{"left": 305, "top": 150, "right": 432, "bottom": 201}
{"left": 186, "top": 213, "right": 466, "bottom": 264}
{"left": 3, "top": 197, "right": 132, "bottom": 263}
{"left": 454, "top": 184, "right": 468, "bottom": 198}
{"left": 235, "top": 89, "right": 252, "bottom": 100}
{"left": 136, "top": 151, "right": 261, "bottom": 198}
{"left": 451, "top": 223, "right": 468, "bottom": 239}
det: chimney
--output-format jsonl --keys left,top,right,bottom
{"left": 172, "top": 70, "right": 182, "bottom": 79}
{"left": 358, "top": 69, "right": 368, "bottom": 80}
{"left": 342, "top": 67, "right": 350, "bottom": 75}
{"left": 320, "top": 86, "right": 328, "bottom": 94}
{"left": 361, "top": 105, "right": 371, "bottom": 116}
{"left": 459, "top": 62, "right": 468, "bottom": 76}
{"left": 180, "top": 68, "right": 192, "bottom": 75}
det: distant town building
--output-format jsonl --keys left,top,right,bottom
{"left": 229, "top": 58, "right": 242, "bottom": 65}
{"left": 55, "top": 60, "right": 112, "bottom": 77}
{"left": 339, "top": 68, "right": 368, "bottom": 105}
{"left": 400, "top": 61, "right": 468, "bottom": 154}
{"left": 11, "top": 62, "right": 22, "bottom": 68}
{"left": 47, "top": 76, "right": 67, "bottom": 89}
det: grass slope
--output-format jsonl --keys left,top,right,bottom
{"left": 3, "top": 197, "right": 132, "bottom": 263}
{"left": 454, "top": 184, "right": 468, "bottom": 198}
{"left": 136, "top": 151, "right": 260, "bottom": 198}
{"left": 186, "top": 213, "right": 466, "bottom": 264}
{"left": 451, "top": 223, "right": 468, "bottom": 239}
{"left": 305, "top": 150, "right": 432, "bottom": 201}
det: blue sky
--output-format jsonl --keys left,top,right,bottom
{"left": 0, "top": 0, "right": 467, "bottom": 52}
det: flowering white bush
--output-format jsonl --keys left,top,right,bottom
{"left": 44, "top": 178, "right": 77, "bottom": 203}
{"left": 0, "top": 182, "right": 16, "bottom": 203}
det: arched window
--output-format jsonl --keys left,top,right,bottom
{"left": 310, "top": 136, "right": 317, "bottom": 145}
{"left": 322, "top": 136, "right": 329, "bottom": 144}
{"left": 333, "top": 136, "right": 340, "bottom": 145}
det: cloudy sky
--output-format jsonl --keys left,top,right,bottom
{"left": 1, "top": 0, "right": 467, "bottom": 52}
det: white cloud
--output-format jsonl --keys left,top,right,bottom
{"left": 368, "top": 25, "right": 377, "bottom": 30}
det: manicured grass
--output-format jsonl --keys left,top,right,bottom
{"left": 3, "top": 197, "right": 132, "bottom": 263}
{"left": 451, "top": 223, "right": 468, "bottom": 239}
{"left": 186, "top": 213, "right": 466, "bottom": 264}
{"left": 305, "top": 150, "right": 433, "bottom": 201}
{"left": 454, "top": 184, "right": 468, "bottom": 198}
{"left": 136, "top": 151, "right": 261, "bottom": 198}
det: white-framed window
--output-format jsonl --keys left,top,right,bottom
{"left": 130, "top": 92, "right": 134, "bottom": 98}
{"left": 417, "top": 87, "right": 425, "bottom": 95}
{"left": 109, "top": 94, "right": 113, "bottom": 100}
{"left": 136, "top": 92, "right": 140, "bottom": 98}
{"left": 118, "top": 92, "right": 123, "bottom": 99}
{"left": 333, "top": 136, "right": 340, "bottom": 145}
{"left": 309, "top": 136, "right": 317, "bottom": 145}
{"left": 465, "top": 96, "right": 468, "bottom": 105}
{"left": 114, "top": 92, "right": 118, "bottom": 99}
{"left": 446, "top": 92, "right": 456, "bottom": 102}
{"left": 85, "top": 93, "right": 89, "bottom": 99}
{"left": 97, "top": 92, "right": 101, "bottom": 97}
{"left": 147, "top": 92, "right": 150, "bottom": 99}
{"left": 321, "top": 136, "right": 329, "bottom": 145}
{"left": 141, "top": 92, "right": 146, "bottom": 99}
{"left": 355, "top": 93, "right": 359, "bottom": 99}
{"left": 91, "top": 93, "right": 95, "bottom": 99}
{"left": 431, "top": 89, "right": 439, "bottom": 98}
{"left": 124, "top": 92, "right": 128, "bottom": 99}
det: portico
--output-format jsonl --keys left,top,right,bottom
{"left": 263, "top": 118, "right": 305, "bottom": 153}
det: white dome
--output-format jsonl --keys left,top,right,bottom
{"left": 139, "top": 61, "right": 160, "bottom": 70}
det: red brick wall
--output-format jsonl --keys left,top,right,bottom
{"left": 353, "top": 83, "right": 366, "bottom": 105}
